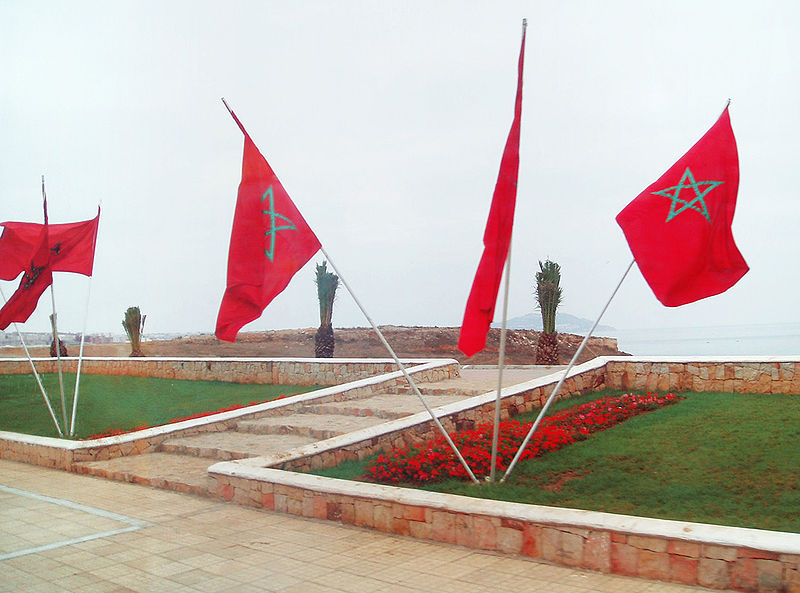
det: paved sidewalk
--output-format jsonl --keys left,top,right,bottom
{"left": 0, "top": 460, "right": 731, "bottom": 593}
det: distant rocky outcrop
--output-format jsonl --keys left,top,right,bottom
{"left": 492, "top": 312, "right": 616, "bottom": 336}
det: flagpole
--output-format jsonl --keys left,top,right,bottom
{"left": 0, "top": 286, "right": 63, "bottom": 436}
{"left": 319, "top": 246, "right": 480, "bottom": 484}
{"left": 500, "top": 259, "right": 635, "bottom": 483}
{"left": 488, "top": 241, "right": 512, "bottom": 483}
{"left": 69, "top": 272, "right": 93, "bottom": 437}
{"left": 41, "top": 177, "right": 68, "bottom": 431}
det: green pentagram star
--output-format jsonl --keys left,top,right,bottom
{"left": 261, "top": 185, "right": 297, "bottom": 262}
{"left": 651, "top": 167, "right": 723, "bottom": 223}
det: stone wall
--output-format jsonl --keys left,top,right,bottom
{"left": 208, "top": 467, "right": 800, "bottom": 593}
{"left": 604, "top": 358, "right": 800, "bottom": 394}
{"left": 0, "top": 357, "right": 439, "bottom": 386}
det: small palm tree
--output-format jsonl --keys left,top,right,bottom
{"left": 314, "top": 261, "right": 339, "bottom": 358}
{"left": 534, "top": 260, "right": 562, "bottom": 365}
{"left": 123, "top": 306, "right": 146, "bottom": 357}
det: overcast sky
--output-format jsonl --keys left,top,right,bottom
{"left": 1, "top": 1, "right": 798, "bottom": 338}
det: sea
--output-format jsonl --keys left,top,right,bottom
{"left": 612, "top": 323, "right": 800, "bottom": 357}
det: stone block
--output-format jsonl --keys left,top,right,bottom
{"left": 584, "top": 532, "right": 611, "bottom": 573}
{"left": 756, "top": 559, "right": 784, "bottom": 592}
{"left": 611, "top": 542, "right": 638, "bottom": 576}
{"left": 703, "top": 544, "right": 738, "bottom": 561}
{"left": 629, "top": 535, "right": 667, "bottom": 553}
{"left": 354, "top": 499, "right": 374, "bottom": 527}
{"left": 431, "top": 511, "right": 457, "bottom": 544}
{"left": 496, "top": 526, "right": 523, "bottom": 554}
{"left": 668, "top": 540, "right": 701, "bottom": 558}
{"left": 326, "top": 501, "right": 342, "bottom": 521}
{"left": 561, "top": 531, "right": 584, "bottom": 567}
{"left": 521, "top": 525, "right": 541, "bottom": 558}
{"left": 404, "top": 505, "right": 426, "bottom": 522}
{"left": 373, "top": 504, "right": 392, "bottom": 531}
{"left": 637, "top": 549, "right": 670, "bottom": 581}
{"left": 541, "top": 527, "right": 562, "bottom": 563}
{"left": 340, "top": 502, "right": 355, "bottom": 524}
{"left": 312, "top": 495, "right": 327, "bottom": 520}
{"left": 218, "top": 483, "right": 234, "bottom": 501}
{"left": 698, "top": 558, "right": 731, "bottom": 589}
{"left": 730, "top": 557, "right": 758, "bottom": 591}
{"left": 408, "top": 519, "right": 431, "bottom": 540}
{"left": 472, "top": 516, "right": 498, "bottom": 551}
{"left": 391, "top": 517, "right": 411, "bottom": 536}
{"left": 670, "top": 554, "right": 699, "bottom": 585}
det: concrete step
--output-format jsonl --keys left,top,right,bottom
{"left": 157, "top": 431, "right": 317, "bottom": 460}
{"left": 301, "top": 392, "right": 467, "bottom": 420}
{"left": 385, "top": 384, "right": 487, "bottom": 397}
{"left": 73, "top": 452, "right": 213, "bottom": 497}
{"left": 236, "top": 414, "right": 388, "bottom": 439}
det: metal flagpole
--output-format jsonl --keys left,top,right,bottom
{"left": 42, "top": 177, "right": 68, "bottom": 430}
{"left": 0, "top": 286, "right": 63, "bottom": 436}
{"left": 488, "top": 241, "right": 512, "bottom": 483}
{"left": 69, "top": 272, "right": 94, "bottom": 437}
{"left": 500, "top": 259, "right": 635, "bottom": 483}
{"left": 319, "top": 246, "right": 480, "bottom": 484}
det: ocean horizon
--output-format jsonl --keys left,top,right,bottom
{"left": 612, "top": 322, "right": 800, "bottom": 357}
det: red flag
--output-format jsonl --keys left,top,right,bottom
{"left": 616, "top": 106, "right": 748, "bottom": 306}
{"left": 0, "top": 204, "right": 54, "bottom": 330}
{"left": 215, "top": 110, "right": 321, "bottom": 342}
{"left": 458, "top": 24, "right": 526, "bottom": 357}
{"left": 0, "top": 209, "right": 100, "bottom": 280}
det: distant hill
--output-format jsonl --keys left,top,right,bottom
{"left": 492, "top": 313, "right": 616, "bottom": 336}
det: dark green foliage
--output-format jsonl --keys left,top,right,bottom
{"left": 315, "top": 261, "right": 339, "bottom": 358}
{"left": 535, "top": 260, "right": 562, "bottom": 334}
{"left": 122, "top": 306, "right": 146, "bottom": 357}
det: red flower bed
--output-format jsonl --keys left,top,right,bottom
{"left": 364, "top": 392, "right": 682, "bottom": 484}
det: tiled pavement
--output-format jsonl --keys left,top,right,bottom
{"left": 0, "top": 459, "right": 735, "bottom": 593}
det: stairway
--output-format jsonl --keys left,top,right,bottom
{"left": 73, "top": 377, "right": 484, "bottom": 496}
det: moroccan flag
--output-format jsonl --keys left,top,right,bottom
{"left": 215, "top": 109, "right": 321, "bottom": 342}
{"left": 0, "top": 209, "right": 100, "bottom": 280}
{"left": 0, "top": 204, "right": 54, "bottom": 330}
{"left": 458, "top": 23, "right": 526, "bottom": 357}
{"left": 616, "top": 106, "right": 748, "bottom": 306}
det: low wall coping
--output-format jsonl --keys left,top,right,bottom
{"left": 209, "top": 463, "right": 800, "bottom": 555}
{"left": 0, "top": 356, "right": 438, "bottom": 364}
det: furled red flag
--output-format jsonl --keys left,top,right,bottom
{"left": 0, "top": 209, "right": 100, "bottom": 280}
{"left": 616, "top": 106, "right": 748, "bottom": 306}
{"left": 215, "top": 107, "right": 321, "bottom": 342}
{"left": 458, "top": 23, "right": 526, "bottom": 357}
{"left": 0, "top": 202, "right": 54, "bottom": 330}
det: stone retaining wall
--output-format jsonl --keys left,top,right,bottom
{"left": 0, "top": 357, "right": 431, "bottom": 386}
{"left": 208, "top": 467, "right": 800, "bottom": 593}
{"left": 605, "top": 358, "right": 800, "bottom": 394}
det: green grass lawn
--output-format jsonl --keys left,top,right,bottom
{"left": 0, "top": 373, "right": 323, "bottom": 440}
{"left": 311, "top": 390, "right": 800, "bottom": 533}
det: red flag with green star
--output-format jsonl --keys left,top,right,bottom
{"left": 616, "top": 106, "right": 748, "bottom": 306}
{"left": 215, "top": 106, "right": 321, "bottom": 342}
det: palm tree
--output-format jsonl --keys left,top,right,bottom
{"left": 534, "top": 260, "right": 562, "bottom": 365}
{"left": 123, "top": 306, "right": 146, "bottom": 357}
{"left": 314, "top": 261, "right": 339, "bottom": 358}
